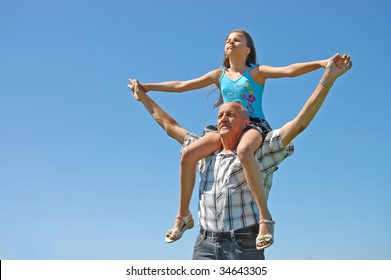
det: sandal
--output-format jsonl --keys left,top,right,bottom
{"left": 165, "top": 212, "right": 194, "bottom": 243}
{"left": 256, "top": 219, "right": 275, "bottom": 250}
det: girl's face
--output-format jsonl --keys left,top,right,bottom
{"left": 225, "top": 32, "right": 251, "bottom": 57}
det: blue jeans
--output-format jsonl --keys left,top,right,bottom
{"left": 192, "top": 228, "right": 265, "bottom": 260}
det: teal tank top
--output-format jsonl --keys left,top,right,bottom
{"left": 219, "top": 64, "right": 265, "bottom": 120}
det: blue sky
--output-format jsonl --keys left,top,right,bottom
{"left": 0, "top": 0, "right": 390, "bottom": 260}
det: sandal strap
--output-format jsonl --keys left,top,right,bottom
{"left": 176, "top": 214, "right": 185, "bottom": 220}
{"left": 166, "top": 229, "right": 182, "bottom": 239}
{"left": 256, "top": 234, "right": 273, "bottom": 242}
{"left": 259, "top": 219, "right": 275, "bottom": 225}
{"left": 176, "top": 212, "right": 191, "bottom": 224}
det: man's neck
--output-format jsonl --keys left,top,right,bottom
{"left": 220, "top": 136, "right": 240, "bottom": 153}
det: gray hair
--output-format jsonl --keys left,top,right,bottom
{"left": 228, "top": 101, "right": 249, "bottom": 119}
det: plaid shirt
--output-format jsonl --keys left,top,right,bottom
{"left": 183, "top": 129, "right": 294, "bottom": 232}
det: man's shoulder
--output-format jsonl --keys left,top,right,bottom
{"left": 264, "top": 129, "right": 282, "bottom": 143}
{"left": 253, "top": 129, "right": 294, "bottom": 174}
{"left": 258, "top": 129, "right": 294, "bottom": 156}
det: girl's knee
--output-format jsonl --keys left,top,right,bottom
{"left": 238, "top": 130, "right": 264, "bottom": 159}
{"left": 237, "top": 144, "right": 253, "bottom": 161}
{"left": 181, "top": 146, "right": 198, "bottom": 164}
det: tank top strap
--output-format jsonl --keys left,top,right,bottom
{"left": 249, "top": 63, "right": 259, "bottom": 70}
{"left": 219, "top": 66, "right": 226, "bottom": 85}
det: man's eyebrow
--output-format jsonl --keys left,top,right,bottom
{"left": 225, "top": 109, "right": 237, "bottom": 113}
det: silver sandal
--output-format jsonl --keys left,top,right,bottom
{"left": 165, "top": 212, "right": 194, "bottom": 243}
{"left": 256, "top": 219, "right": 275, "bottom": 250}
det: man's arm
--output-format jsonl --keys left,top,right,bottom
{"left": 279, "top": 54, "right": 352, "bottom": 147}
{"left": 128, "top": 79, "right": 188, "bottom": 145}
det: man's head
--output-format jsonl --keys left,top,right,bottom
{"left": 217, "top": 102, "right": 250, "bottom": 138}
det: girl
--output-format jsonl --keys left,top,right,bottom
{"left": 134, "top": 29, "right": 328, "bottom": 249}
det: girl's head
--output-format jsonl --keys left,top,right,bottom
{"left": 214, "top": 30, "right": 257, "bottom": 108}
{"left": 223, "top": 29, "right": 257, "bottom": 68}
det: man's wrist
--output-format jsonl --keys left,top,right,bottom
{"left": 321, "top": 71, "right": 337, "bottom": 85}
{"left": 137, "top": 94, "right": 149, "bottom": 103}
{"left": 320, "top": 79, "right": 333, "bottom": 89}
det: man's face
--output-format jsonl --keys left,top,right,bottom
{"left": 217, "top": 103, "right": 249, "bottom": 137}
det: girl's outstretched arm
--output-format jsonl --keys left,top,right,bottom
{"left": 253, "top": 58, "right": 329, "bottom": 84}
{"left": 141, "top": 68, "right": 222, "bottom": 93}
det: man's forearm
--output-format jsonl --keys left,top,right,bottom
{"left": 296, "top": 78, "right": 331, "bottom": 128}
{"left": 279, "top": 52, "right": 352, "bottom": 147}
{"left": 135, "top": 93, "right": 187, "bottom": 144}
{"left": 279, "top": 71, "right": 333, "bottom": 147}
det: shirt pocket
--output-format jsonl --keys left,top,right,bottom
{"left": 225, "top": 158, "right": 246, "bottom": 190}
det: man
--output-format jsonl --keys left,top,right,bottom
{"left": 128, "top": 53, "right": 352, "bottom": 259}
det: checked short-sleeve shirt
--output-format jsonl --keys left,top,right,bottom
{"left": 183, "top": 129, "right": 294, "bottom": 232}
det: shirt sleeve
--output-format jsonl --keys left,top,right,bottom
{"left": 182, "top": 132, "right": 200, "bottom": 149}
{"left": 181, "top": 132, "right": 207, "bottom": 172}
{"left": 255, "top": 129, "right": 294, "bottom": 175}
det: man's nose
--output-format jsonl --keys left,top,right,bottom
{"left": 220, "top": 113, "right": 228, "bottom": 121}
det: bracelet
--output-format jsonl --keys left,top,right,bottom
{"left": 320, "top": 79, "right": 333, "bottom": 89}
{"left": 259, "top": 219, "right": 275, "bottom": 225}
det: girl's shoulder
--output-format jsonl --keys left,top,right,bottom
{"left": 207, "top": 67, "right": 223, "bottom": 74}
{"left": 203, "top": 67, "right": 224, "bottom": 85}
{"left": 249, "top": 64, "right": 263, "bottom": 76}
{"left": 209, "top": 67, "right": 224, "bottom": 78}
{"left": 249, "top": 64, "right": 267, "bottom": 85}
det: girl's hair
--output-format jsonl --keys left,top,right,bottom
{"left": 214, "top": 29, "right": 257, "bottom": 108}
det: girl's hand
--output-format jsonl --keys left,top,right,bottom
{"left": 321, "top": 59, "right": 329, "bottom": 68}
{"left": 140, "top": 82, "right": 150, "bottom": 93}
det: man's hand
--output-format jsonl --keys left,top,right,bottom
{"left": 128, "top": 78, "right": 147, "bottom": 102}
{"left": 127, "top": 78, "right": 187, "bottom": 144}
{"left": 326, "top": 53, "right": 353, "bottom": 80}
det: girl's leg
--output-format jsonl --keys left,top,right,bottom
{"left": 236, "top": 129, "right": 273, "bottom": 246}
{"left": 167, "top": 132, "right": 222, "bottom": 239}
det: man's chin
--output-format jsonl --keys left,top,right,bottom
{"left": 218, "top": 127, "right": 230, "bottom": 135}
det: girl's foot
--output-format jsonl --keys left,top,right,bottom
{"left": 164, "top": 212, "right": 194, "bottom": 243}
{"left": 256, "top": 219, "right": 275, "bottom": 250}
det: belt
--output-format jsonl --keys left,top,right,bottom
{"left": 200, "top": 225, "right": 259, "bottom": 239}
